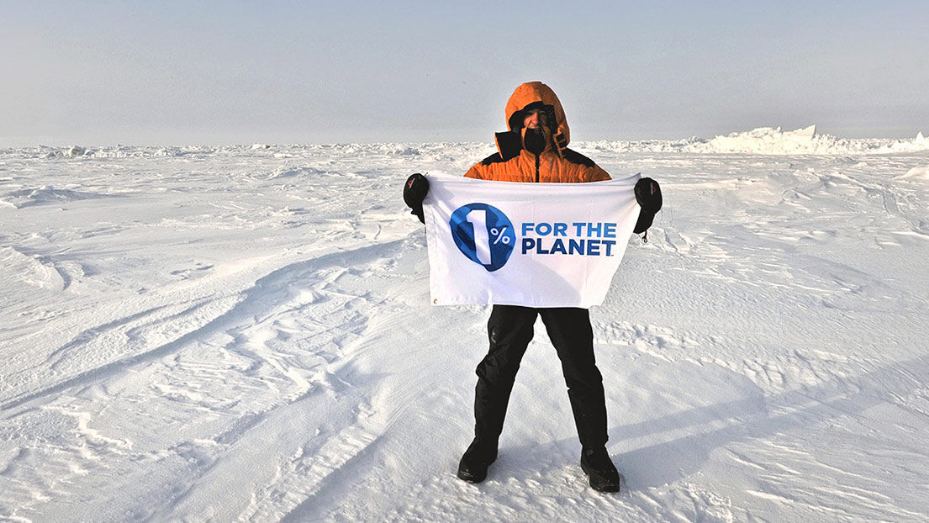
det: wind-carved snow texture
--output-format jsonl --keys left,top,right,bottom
{"left": 1, "top": 186, "right": 121, "bottom": 209}
{"left": 1, "top": 133, "right": 928, "bottom": 521}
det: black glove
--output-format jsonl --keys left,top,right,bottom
{"left": 633, "top": 177, "right": 662, "bottom": 234}
{"left": 403, "top": 173, "right": 429, "bottom": 224}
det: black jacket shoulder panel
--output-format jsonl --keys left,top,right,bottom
{"left": 562, "top": 148, "right": 596, "bottom": 167}
{"left": 495, "top": 131, "right": 523, "bottom": 161}
{"left": 480, "top": 152, "right": 505, "bottom": 165}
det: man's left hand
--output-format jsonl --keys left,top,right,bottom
{"left": 634, "top": 177, "right": 662, "bottom": 234}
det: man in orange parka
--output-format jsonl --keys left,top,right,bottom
{"left": 403, "top": 82, "right": 661, "bottom": 493}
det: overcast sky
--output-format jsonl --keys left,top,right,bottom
{"left": 2, "top": 1, "right": 927, "bottom": 146}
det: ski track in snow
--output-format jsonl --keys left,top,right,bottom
{"left": 1, "top": 138, "right": 929, "bottom": 521}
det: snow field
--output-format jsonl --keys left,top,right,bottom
{"left": 1, "top": 130, "right": 929, "bottom": 521}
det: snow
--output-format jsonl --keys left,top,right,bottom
{"left": 65, "top": 146, "right": 87, "bottom": 158}
{"left": 2, "top": 186, "right": 121, "bottom": 209}
{"left": 586, "top": 126, "right": 929, "bottom": 155}
{"left": 898, "top": 164, "right": 929, "bottom": 180}
{"left": 1, "top": 131, "right": 929, "bottom": 521}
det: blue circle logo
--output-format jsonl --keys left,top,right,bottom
{"left": 449, "top": 203, "right": 516, "bottom": 272}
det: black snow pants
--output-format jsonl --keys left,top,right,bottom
{"left": 473, "top": 305, "right": 608, "bottom": 449}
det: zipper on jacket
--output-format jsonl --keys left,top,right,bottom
{"left": 534, "top": 153, "right": 540, "bottom": 183}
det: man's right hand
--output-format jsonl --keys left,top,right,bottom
{"left": 403, "top": 173, "right": 430, "bottom": 224}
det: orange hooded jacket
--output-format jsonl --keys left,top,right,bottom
{"left": 464, "top": 82, "right": 611, "bottom": 183}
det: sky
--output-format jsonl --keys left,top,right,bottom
{"left": 2, "top": 0, "right": 927, "bottom": 146}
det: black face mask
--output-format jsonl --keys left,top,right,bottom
{"left": 524, "top": 127, "right": 547, "bottom": 155}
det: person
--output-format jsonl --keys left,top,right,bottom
{"left": 403, "top": 81, "right": 662, "bottom": 493}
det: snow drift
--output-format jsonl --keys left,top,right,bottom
{"left": 4, "top": 126, "right": 928, "bottom": 161}
{"left": 897, "top": 164, "right": 929, "bottom": 180}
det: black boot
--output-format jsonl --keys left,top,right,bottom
{"left": 580, "top": 446, "right": 620, "bottom": 493}
{"left": 457, "top": 438, "right": 498, "bottom": 483}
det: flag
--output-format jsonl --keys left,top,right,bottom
{"left": 423, "top": 173, "right": 641, "bottom": 307}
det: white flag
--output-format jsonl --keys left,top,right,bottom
{"left": 423, "top": 173, "right": 641, "bottom": 307}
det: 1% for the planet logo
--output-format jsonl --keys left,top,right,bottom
{"left": 449, "top": 203, "right": 516, "bottom": 272}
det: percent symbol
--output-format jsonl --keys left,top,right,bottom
{"left": 490, "top": 226, "right": 511, "bottom": 245}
